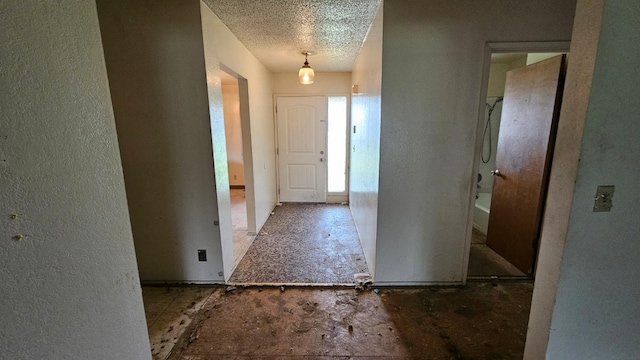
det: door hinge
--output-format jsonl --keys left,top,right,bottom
{"left": 276, "top": 148, "right": 279, "bottom": 155}
{"left": 278, "top": 188, "right": 280, "bottom": 194}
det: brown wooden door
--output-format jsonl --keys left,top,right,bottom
{"left": 486, "top": 55, "right": 566, "bottom": 275}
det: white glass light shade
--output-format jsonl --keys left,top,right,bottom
{"left": 299, "top": 67, "right": 314, "bottom": 84}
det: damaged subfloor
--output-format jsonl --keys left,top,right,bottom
{"left": 144, "top": 282, "right": 534, "bottom": 359}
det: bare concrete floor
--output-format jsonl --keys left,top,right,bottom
{"left": 143, "top": 282, "right": 534, "bottom": 359}
{"left": 230, "top": 203, "right": 369, "bottom": 284}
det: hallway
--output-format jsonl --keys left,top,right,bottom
{"left": 230, "top": 203, "right": 369, "bottom": 284}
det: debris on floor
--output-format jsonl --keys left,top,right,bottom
{"left": 149, "top": 283, "right": 533, "bottom": 359}
{"left": 354, "top": 273, "right": 373, "bottom": 290}
{"left": 229, "top": 203, "right": 369, "bottom": 284}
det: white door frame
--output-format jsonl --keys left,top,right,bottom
{"left": 464, "top": 41, "right": 571, "bottom": 281}
{"left": 468, "top": 40, "right": 579, "bottom": 360}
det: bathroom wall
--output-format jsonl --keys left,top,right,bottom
{"left": 478, "top": 56, "right": 526, "bottom": 194}
{"left": 477, "top": 97, "right": 503, "bottom": 194}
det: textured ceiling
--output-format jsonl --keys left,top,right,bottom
{"left": 202, "top": 0, "right": 381, "bottom": 73}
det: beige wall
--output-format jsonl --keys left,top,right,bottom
{"left": 374, "top": 0, "right": 577, "bottom": 284}
{"left": 222, "top": 83, "right": 245, "bottom": 186}
{"left": 1, "top": 1, "right": 150, "bottom": 357}
{"left": 272, "top": 72, "right": 352, "bottom": 95}
{"left": 97, "top": 0, "right": 226, "bottom": 282}
{"left": 351, "top": 2, "right": 384, "bottom": 275}
{"left": 200, "top": 2, "right": 276, "bottom": 277}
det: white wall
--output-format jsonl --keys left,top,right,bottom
{"left": 374, "top": 0, "right": 577, "bottom": 284}
{"left": 200, "top": 1, "right": 276, "bottom": 277}
{"left": 272, "top": 72, "right": 352, "bottom": 95}
{"left": 0, "top": 1, "right": 150, "bottom": 358}
{"left": 222, "top": 83, "right": 245, "bottom": 186}
{"left": 97, "top": 0, "right": 226, "bottom": 282}
{"left": 351, "top": 3, "right": 384, "bottom": 275}
{"left": 545, "top": 0, "right": 640, "bottom": 357}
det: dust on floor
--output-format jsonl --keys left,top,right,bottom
{"left": 144, "top": 282, "right": 533, "bottom": 359}
{"left": 143, "top": 286, "right": 215, "bottom": 360}
{"left": 229, "top": 203, "right": 369, "bottom": 284}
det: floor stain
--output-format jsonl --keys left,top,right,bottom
{"left": 150, "top": 282, "right": 533, "bottom": 359}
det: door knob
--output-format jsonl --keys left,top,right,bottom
{"left": 320, "top": 151, "right": 324, "bottom": 155}
{"left": 490, "top": 169, "right": 501, "bottom": 176}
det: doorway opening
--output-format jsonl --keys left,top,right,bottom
{"left": 220, "top": 67, "right": 258, "bottom": 272}
{"left": 468, "top": 49, "right": 568, "bottom": 279}
{"left": 228, "top": 94, "right": 368, "bottom": 285}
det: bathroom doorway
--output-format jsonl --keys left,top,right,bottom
{"left": 469, "top": 51, "right": 567, "bottom": 278}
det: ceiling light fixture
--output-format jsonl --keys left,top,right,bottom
{"left": 299, "top": 52, "right": 314, "bottom": 85}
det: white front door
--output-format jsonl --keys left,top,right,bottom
{"left": 276, "top": 96, "right": 327, "bottom": 202}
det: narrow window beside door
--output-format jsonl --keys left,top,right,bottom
{"left": 327, "top": 96, "right": 348, "bottom": 193}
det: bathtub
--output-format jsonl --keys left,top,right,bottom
{"left": 473, "top": 193, "right": 492, "bottom": 235}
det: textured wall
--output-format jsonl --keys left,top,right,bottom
{"left": 97, "top": 0, "right": 225, "bottom": 282}
{"left": 0, "top": 1, "right": 150, "bottom": 358}
{"left": 524, "top": 0, "right": 603, "bottom": 357}
{"left": 375, "top": 0, "right": 577, "bottom": 284}
{"left": 546, "top": 0, "right": 640, "bottom": 357}
{"left": 200, "top": 1, "right": 276, "bottom": 278}
{"left": 350, "top": 3, "right": 384, "bottom": 275}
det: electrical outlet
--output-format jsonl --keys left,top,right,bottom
{"left": 198, "top": 249, "right": 207, "bottom": 261}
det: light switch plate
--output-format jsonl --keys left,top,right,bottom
{"left": 593, "top": 185, "right": 614, "bottom": 212}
